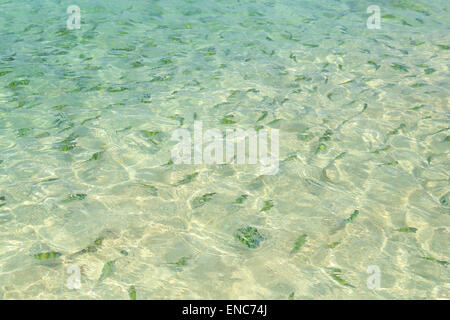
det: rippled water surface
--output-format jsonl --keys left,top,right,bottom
{"left": 0, "top": 0, "right": 449, "bottom": 299}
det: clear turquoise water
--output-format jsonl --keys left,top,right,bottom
{"left": 0, "top": 0, "right": 449, "bottom": 299}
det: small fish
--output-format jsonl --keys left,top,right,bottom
{"left": 344, "top": 210, "right": 359, "bottom": 223}
{"left": 141, "top": 130, "right": 160, "bottom": 137}
{"left": 220, "top": 115, "right": 236, "bottom": 124}
{"left": 367, "top": 61, "right": 380, "bottom": 70}
{"left": 99, "top": 260, "right": 115, "bottom": 281}
{"left": 34, "top": 252, "right": 62, "bottom": 260}
{"left": 257, "top": 111, "right": 268, "bottom": 122}
{"left": 315, "top": 143, "right": 326, "bottom": 153}
{"left": 288, "top": 292, "right": 295, "bottom": 300}
{"left": 192, "top": 193, "right": 216, "bottom": 208}
{"left": 57, "top": 133, "right": 78, "bottom": 151}
{"left": 236, "top": 226, "right": 264, "bottom": 249}
{"left": 267, "top": 119, "right": 281, "bottom": 126}
{"left": 261, "top": 200, "right": 274, "bottom": 212}
{"left": 168, "top": 257, "right": 189, "bottom": 267}
{"left": 395, "top": 227, "right": 417, "bottom": 233}
{"left": 88, "top": 152, "right": 103, "bottom": 161}
{"left": 169, "top": 115, "right": 184, "bottom": 126}
{"left": 391, "top": 63, "right": 409, "bottom": 72}
{"left": 290, "top": 234, "right": 307, "bottom": 254}
{"left": 140, "top": 183, "right": 157, "bottom": 190}
{"left": 162, "top": 159, "right": 173, "bottom": 167}
{"left": 283, "top": 154, "right": 298, "bottom": 162}
{"left": 319, "top": 130, "right": 332, "bottom": 142}
{"left": 326, "top": 242, "right": 340, "bottom": 249}
{"left": 139, "top": 184, "right": 158, "bottom": 195}
{"left": 234, "top": 194, "right": 248, "bottom": 204}
{"left": 330, "top": 273, "right": 354, "bottom": 288}
{"left": 335, "top": 152, "right": 346, "bottom": 160}
{"left": 141, "top": 130, "right": 161, "bottom": 145}
{"left": 422, "top": 257, "right": 448, "bottom": 266}
{"left": 80, "top": 115, "right": 100, "bottom": 125}
{"left": 62, "top": 193, "right": 87, "bottom": 202}
{"left": 381, "top": 161, "right": 399, "bottom": 166}
{"left": 17, "top": 128, "right": 32, "bottom": 137}
{"left": 77, "top": 245, "right": 97, "bottom": 254}
{"left": 329, "top": 268, "right": 355, "bottom": 288}
{"left": 387, "top": 124, "right": 406, "bottom": 136}
{"left": 35, "top": 132, "right": 50, "bottom": 139}
{"left": 439, "top": 195, "right": 449, "bottom": 207}
{"left": 410, "top": 105, "right": 425, "bottom": 111}
{"left": 128, "top": 286, "right": 137, "bottom": 300}
{"left": 8, "top": 79, "right": 30, "bottom": 88}
{"left": 71, "top": 237, "right": 103, "bottom": 257}
{"left": 175, "top": 172, "right": 198, "bottom": 186}
{"left": 116, "top": 126, "right": 132, "bottom": 133}
{"left": 373, "top": 145, "right": 390, "bottom": 154}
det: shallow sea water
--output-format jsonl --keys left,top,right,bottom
{"left": 0, "top": 0, "right": 449, "bottom": 299}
